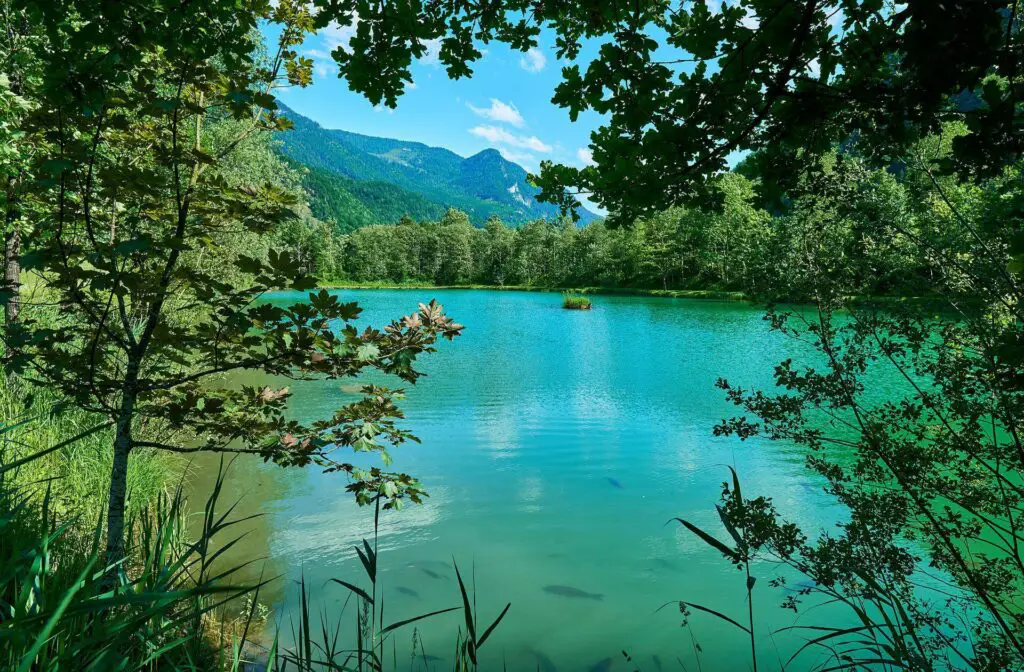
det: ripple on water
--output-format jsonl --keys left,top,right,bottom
{"left": 197, "top": 290, "right": 864, "bottom": 671}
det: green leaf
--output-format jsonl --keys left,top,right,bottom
{"left": 381, "top": 606, "right": 459, "bottom": 634}
{"left": 671, "top": 518, "right": 740, "bottom": 562}
{"left": 328, "top": 578, "right": 373, "bottom": 604}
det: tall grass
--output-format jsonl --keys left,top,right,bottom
{"left": 0, "top": 378, "right": 268, "bottom": 669}
{"left": 0, "top": 438, "right": 260, "bottom": 669}
{"left": 672, "top": 468, "right": 963, "bottom": 671}
{"left": 0, "top": 382, "right": 173, "bottom": 524}
{"left": 252, "top": 496, "right": 511, "bottom": 671}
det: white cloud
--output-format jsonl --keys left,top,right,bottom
{"left": 576, "top": 147, "right": 595, "bottom": 166}
{"left": 421, "top": 38, "right": 442, "bottom": 66}
{"left": 519, "top": 136, "right": 552, "bottom": 153}
{"left": 519, "top": 48, "right": 546, "bottom": 73}
{"left": 306, "top": 47, "right": 338, "bottom": 80}
{"left": 322, "top": 18, "right": 359, "bottom": 53}
{"left": 468, "top": 99, "right": 525, "bottom": 127}
{"left": 469, "top": 125, "right": 552, "bottom": 153}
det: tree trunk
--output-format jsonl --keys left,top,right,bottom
{"left": 4, "top": 203, "right": 20, "bottom": 327}
{"left": 105, "top": 366, "right": 138, "bottom": 570}
{"left": 105, "top": 415, "right": 133, "bottom": 568}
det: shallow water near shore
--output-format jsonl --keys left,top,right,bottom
{"left": 189, "top": 289, "right": 873, "bottom": 671}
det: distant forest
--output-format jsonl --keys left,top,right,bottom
{"left": 285, "top": 160, "right": 960, "bottom": 301}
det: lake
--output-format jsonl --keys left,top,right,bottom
{"left": 190, "top": 289, "right": 855, "bottom": 671}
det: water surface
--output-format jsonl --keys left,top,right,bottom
{"left": 192, "top": 289, "right": 856, "bottom": 671}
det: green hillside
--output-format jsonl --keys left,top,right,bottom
{"left": 291, "top": 160, "right": 446, "bottom": 234}
{"left": 276, "top": 103, "right": 599, "bottom": 227}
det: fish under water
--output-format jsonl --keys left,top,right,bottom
{"left": 396, "top": 586, "right": 419, "bottom": 598}
{"left": 605, "top": 477, "right": 624, "bottom": 489}
{"left": 409, "top": 560, "right": 452, "bottom": 572}
{"left": 589, "top": 657, "right": 614, "bottom": 672}
{"left": 542, "top": 585, "right": 603, "bottom": 600}
{"left": 414, "top": 653, "right": 444, "bottom": 668}
{"left": 651, "top": 558, "right": 676, "bottom": 571}
{"left": 651, "top": 654, "right": 663, "bottom": 671}
{"left": 782, "top": 579, "right": 819, "bottom": 594}
{"left": 417, "top": 567, "right": 447, "bottom": 580}
{"left": 524, "top": 647, "right": 558, "bottom": 672}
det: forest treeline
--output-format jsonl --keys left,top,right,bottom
{"left": 285, "top": 151, "right": 962, "bottom": 300}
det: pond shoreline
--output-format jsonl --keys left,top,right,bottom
{"left": 318, "top": 282, "right": 750, "bottom": 301}
{"left": 315, "top": 282, "right": 947, "bottom": 307}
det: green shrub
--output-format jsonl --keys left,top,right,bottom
{"left": 561, "top": 293, "right": 593, "bottom": 310}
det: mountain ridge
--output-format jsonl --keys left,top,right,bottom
{"left": 275, "top": 103, "right": 599, "bottom": 228}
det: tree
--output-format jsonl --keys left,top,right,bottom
{"left": 0, "top": 2, "right": 43, "bottom": 327}
{"left": 435, "top": 209, "right": 475, "bottom": 285}
{"left": 481, "top": 217, "right": 514, "bottom": 286}
{"left": 636, "top": 210, "right": 682, "bottom": 290}
{"left": 4, "top": 0, "right": 463, "bottom": 565}
{"left": 514, "top": 219, "right": 557, "bottom": 286}
{"left": 709, "top": 158, "right": 1024, "bottom": 667}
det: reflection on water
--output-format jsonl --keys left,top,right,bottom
{"left": 185, "top": 290, "right": 864, "bottom": 671}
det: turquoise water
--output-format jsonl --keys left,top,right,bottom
{"left": 199, "top": 289, "right": 857, "bottom": 671}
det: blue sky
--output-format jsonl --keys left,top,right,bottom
{"left": 275, "top": 25, "right": 607, "bottom": 177}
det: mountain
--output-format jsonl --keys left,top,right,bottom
{"left": 275, "top": 103, "right": 599, "bottom": 228}
{"left": 288, "top": 159, "right": 447, "bottom": 234}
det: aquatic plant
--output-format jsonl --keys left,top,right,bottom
{"left": 674, "top": 467, "right": 964, "bottom": 672}
{"left": 562, "top": 293, "right": 593, "bottom": 310}
{"left": 282, "top": 495, "right": 512, "bottom": 672}
{"left": 0, "top": 428, "right": 259, "bottom": 670}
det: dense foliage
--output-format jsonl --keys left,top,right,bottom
{"left": 673, "top": 144, "right": 1024, "bottom": 670}
{"left": 327, "top": 165, "right": 967, "bottom": 302}
{"left": 330, "top": 178, "right": 774, "bottom": 291}
{"left": 296, "top": 160, "right": 447, "bottom": 235}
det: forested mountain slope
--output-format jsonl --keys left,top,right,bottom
{"left": 289, "top": 160, "right": 447, "bottom": 234}
{"left": 276, "top": 103, "right": 599, "bottom": 227}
